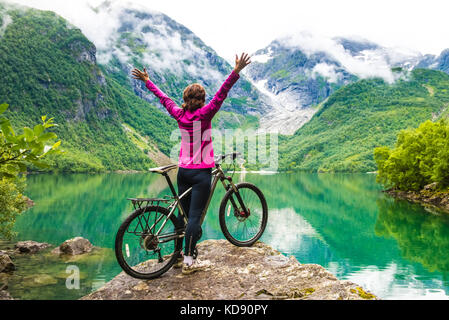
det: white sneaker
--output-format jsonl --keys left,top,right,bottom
{"left": 181, "top": 258, "right": 212, "bottom": 275}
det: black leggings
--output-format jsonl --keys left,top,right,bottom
{"left": 177, "top": 167, "right": 212, "bottom": 256}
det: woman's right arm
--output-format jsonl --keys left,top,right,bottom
{"left": 132, "top": 68, "right": 182, "bottom": 120}
{"left": 201, "top": 70, "right": 240, "bottom": 120}
{"left": 201, "top": 53, "right": 251, "bottom": 120}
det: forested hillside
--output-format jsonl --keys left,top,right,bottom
{"left": 0, "top": 4, "right": 176, "bottom": 172}
{"left": 279, "top": 68, "right": 449, "bottom": 172}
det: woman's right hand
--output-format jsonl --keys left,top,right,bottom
{"left": 132, "top": 67, "right": 150, "bottom": 82}
{"left": 234, "top": 53, "right": 251, "bottom": 74}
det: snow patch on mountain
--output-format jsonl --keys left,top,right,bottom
{"left": 251, "top": 47, "right": 273, "bottom": 64}
{"left": 252, "top": 79, "right": 317, "bottom": 135}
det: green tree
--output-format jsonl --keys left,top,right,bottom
{"left": 0, "top": 103, "right": 61, "bottom": 238}
{"left": 0, "top": 176, "right": 28, "bottom": 239}
{"left": 374, "top": 119, "right": 449, "bottom": 191}
{"left": 0, "top": 103, "right": 61, "bottom": 177}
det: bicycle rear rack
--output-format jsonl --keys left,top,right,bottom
{"left": 127, "top": 197, "right": 170, "bottom": 210}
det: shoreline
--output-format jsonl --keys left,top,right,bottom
{"left": 24, "top": 169, "right": 379, "bottom": 175}
{"left": 1, "top": 238, "right": 377, "bottom": 300}
{"left": 385, "top": 184, "right": 449, "bottom": 214}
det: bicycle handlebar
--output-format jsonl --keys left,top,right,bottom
{"left": 215, "top": 152, "right": 241, "bottom": 163}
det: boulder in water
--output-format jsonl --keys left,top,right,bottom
{"left": 52, "top": 237, "right": 94, "bottom": 256}
{"left": 0, "top": 251, "right": 15, "bottom": 273}
{"left": 14, "top": 241, "right": 51, "bottom": 254}
{"left": 0, "top": 289, "right": 13, "bottom": 300}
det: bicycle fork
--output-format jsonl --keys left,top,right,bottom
{"left": 221, "top": 176, "right": 250, "bottom": 219}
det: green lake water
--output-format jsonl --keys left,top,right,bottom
{"left": 2, "top": 172, "right": 449, "bottom": 300}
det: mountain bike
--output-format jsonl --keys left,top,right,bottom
{"left": 114, "top": 152, "right": 268, "bottom": 279}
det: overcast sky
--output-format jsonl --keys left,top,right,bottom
{"left": 6, "top": 0, "right": 449, "bottom": 60}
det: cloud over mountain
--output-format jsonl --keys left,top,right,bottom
{"left": 273, "top": 32, "right": 422, "bottom": 84}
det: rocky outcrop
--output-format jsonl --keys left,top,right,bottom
{"left": 417, "top": 49, "right": 449, "bottom": 75}
{"left": 0, "top": 251, "right": 15, "bottom": 273}
{"left": 0, "top": 289, "right": 13, "bottom": 300}
{"left": 52, "top": 237, "right": 93, "bottom": 256}
{"left": 69, "top": 40, "right": 97, "bottom": 64}
{"left": 14, "top": 241, "right": 51, "bottom": 254}
{"left": 0, "top": 251, "right": 15, "bottom": 300}
{"left": 386, "top": 183, "right": 449, "bottom": 214}
{"left": 0, "top": 236, "right": 98, "bottom": 300}
{"left": 82, "top": 240, "right": 377, "bottom": 300}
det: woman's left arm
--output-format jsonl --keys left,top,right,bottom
{"left": 132, "top": 67, "right": 182, "bottom": 120}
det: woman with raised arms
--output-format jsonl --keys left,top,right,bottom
{"left": 132, "top": 53, "right": 251, "bottom": 274}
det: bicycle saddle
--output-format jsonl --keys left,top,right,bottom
{"left": 149, "top": 164, "right": 178, "bottom": 174}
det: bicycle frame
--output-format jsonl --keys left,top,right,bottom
{"left": 148, "top": 161, "right": 248, "bottom": 243}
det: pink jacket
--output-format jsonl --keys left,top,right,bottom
{"left": 145, "top": 70, "right": 240, "bottom": 169}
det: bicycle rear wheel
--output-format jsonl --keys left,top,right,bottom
{"left": 115, "top": 205, "right": 183, "bottom": 279}
{"left": 219, "top": 182, "right": 268, "bottom": 247}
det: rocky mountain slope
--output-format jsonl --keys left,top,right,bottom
{"left": 0, "top": 2, "right": 176, "bottom": 171}
{"left": 246, "top": 34, "right": 433, "bottom": 134}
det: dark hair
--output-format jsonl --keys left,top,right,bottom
{"left": 182, "top": 83, "right": 205, "bottom": 111}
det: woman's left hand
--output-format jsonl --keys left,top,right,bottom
{"left": 132, "top": 67, "right": 150, "bottom": 82}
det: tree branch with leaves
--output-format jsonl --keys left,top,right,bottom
{"left": 0, "top": 103, "right": 61, "bottom": 238}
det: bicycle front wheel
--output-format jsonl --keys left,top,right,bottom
{"left": 219, "top": 182, "right": 268, "bottom": 247}
{"left": 115, "top": 205, "right": 183, "bottom": 279}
